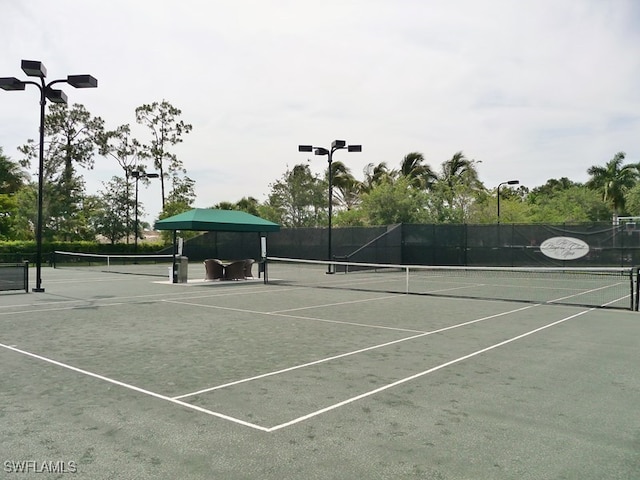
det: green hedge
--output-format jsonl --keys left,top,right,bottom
{"left": 0, "top": 241, "right": 170, "bottom": 263}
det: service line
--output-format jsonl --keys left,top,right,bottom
{"left": 265, "top": 308, "right": 592, "bottom": 432}
{"left": 171, "top": 304, "right": 536, "bottom": 400}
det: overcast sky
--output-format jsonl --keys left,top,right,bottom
{"left": 2, "top": 0, "right": 639, "bottom": 223}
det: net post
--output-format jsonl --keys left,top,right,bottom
{"left": 261, "top": 236, "right": 268, "bottom": 284}
{"left": 634, "top": 267, "right": 639, "bottom": 311}
{"left": 23, "top": 260, "right": 29, "bottom": 293}
{"left": 405, "top": 266, "right": 409, "bottom": 294}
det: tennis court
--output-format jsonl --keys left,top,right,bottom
{"left": 0, "top": 262, "right": 638, "bottom": 479}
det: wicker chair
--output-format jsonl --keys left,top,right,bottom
{"left": 224, "top": 260, "right": 246, "bottom": 280}
{"left": 204, "top": 259, "right": 224, "bottom": 280}
{"left": 244, "top": 259, "right": 255, "bottom": 278}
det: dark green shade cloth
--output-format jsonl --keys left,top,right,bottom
{"left": 155, "top": 209, "right": 280, "bottom": 232}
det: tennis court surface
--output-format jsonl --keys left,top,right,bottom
{"left": 1, "top": 264, "right": 638, "bottom": 479}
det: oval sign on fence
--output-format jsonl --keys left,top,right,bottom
{"left": 540, "top": 236, "right": 589, "bottom": 260}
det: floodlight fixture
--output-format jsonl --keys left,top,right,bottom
{"left": 348, "top": 145, "right": 362, "bottom": 152}
{"left": 67, "top": 74, "right": 98, "bottom": 89}
{"left": 21, "top": 60, "right": 47, "bottom": 78}
{"left": 131, "top": 171, "right": 159, "bottom": 179}
{"left": 298, "top": 145, "right": 313, "bottom": 153}
{"left": 331, "top": 139, "right": 346, "bottom": 149}
{"left": 314, "top": 147, "right": 329, "bottom": 156}
{"left": 0, "top": 77, "right": 26, "bottom": 91}
{"left": 45, "top": 88, "right": 68, "bottom": 104}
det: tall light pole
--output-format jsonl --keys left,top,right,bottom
{"left": 131, "top": 170, "right": 159, "bottom": 252}
{"left": 497, "top": 180, "right": 520, "bottom": 223}
{"left": 298, "top": 140, "right": 362, "bottom": 273}
{"left": 0, "top": 60, "right": 97, "bottom": 292}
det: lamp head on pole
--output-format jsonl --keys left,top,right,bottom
{"left": 498, "top": 179, "right": 520, "bottom": 189}
{"left": 67, "top": 74, "right": 98, "bottom": 89}
{"left": 45, "top": 88, "right": 68, "bottom": 104}
{"left": 0, "top": 77, "right": 26, "bottom": 91}
{"left": 131, "top": 170, "right": 159, "bottom": 179}
{"left": 21, "top": 60, "right": 47, "bottom": 78}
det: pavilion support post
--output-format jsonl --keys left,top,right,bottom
{"left": 260, "top": 233, "right": 268, "bottom": 283}
{"left": 172, "top": 230, "right": 177, "bottom": 283}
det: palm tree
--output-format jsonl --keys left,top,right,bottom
{"left": 398, "top": 152, "right": 437, "bottom": 189}
{"left": 587, "top": 152, "right": 640, "bottom": 220}
{"left": 330, "top": 161, "right": 361, "bottom": 210}
{"left": 440, "top": 151, "right": 481, "bottom": 189}
{"left": 213, "top": 201, "right": 237, "bottom": 210}
{"left": 438, "top": 151, "right": 483, "bottom": 205}
{"left": 234, "top": 196, "right": 261, "bottom": 216}
{"left": 362, "top": 162, "right": 392, "bottom": 192}
{"left": 428, "top": 151, "right": 486, "bottom": 223}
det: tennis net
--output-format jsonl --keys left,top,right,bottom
{"left": 0, "top": 262, "right": 29, "bottom": 292}
{"left": 265, "top": 257, "right": 637, "bottom": 310}
{"left": 53, "top": 251, "right": 174, "bottom": 278}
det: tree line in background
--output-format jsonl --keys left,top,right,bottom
{"left": 0, "top": 100, "right": 194, "bottom": 243}
{"left": 219, "top": 151, "right": 640, "bottom": 229}
{"left": 0, "top": 97, "right": 638, "bottom": 244}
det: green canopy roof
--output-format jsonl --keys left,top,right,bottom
{"left": 155, "top": 209, "right": 280, "bottom": 232}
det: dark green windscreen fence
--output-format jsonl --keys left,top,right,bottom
{"left": 161, "top": 231, "right": 263, "bottom": 261}
{"left": 0, "top": 262, "right": 29, "bottom": 292}
{"left": 175, "top": 223, "right": 640, "bottom": 267}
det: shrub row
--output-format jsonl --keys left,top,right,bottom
{"left": 0, "top": 241, "right": 169, "bottom": 263}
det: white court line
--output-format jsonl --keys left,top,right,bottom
{"left": 0, "top": 282, "right": 366, "bottom": 319}
{"left": 548, "top": 283, "right": 628, "bottom": 303}
{"left": 165, "top": 285, "right": 301, "bottom": 302}
{"left": 274, "top": 273, "right": 408, "bottom": 291}
{"left": 44, "top": 277, "right": 134, "bottom": 284}
{"left": 162, "top": 298, "right": 427, "bottom": 333}
{"left": 266, "top": 311, "right": 426, "bottom": 333}
{"left": 417, "top": 281, "right": 631, "bottom": 308}
{"left": 0, "top": 285, "right": 281, "bottom": 315}
{"left": 599, "top": 295, "right": 632, "bottom": 308}
{"left": 418, "top": 283, "right": 485, "bottom": 295}
{"left": 267, "top": 294, "right": 401, "bottom": 314}
{"left": 265, "top": 308, "right": 593, "bottom": 432}
{"left": 162, "top": 299, "right": 272, "bottom": 317}
{"left": 0, "top": 295, "right": 267, "bottom": 318}
{"left": 0, "top": 342, "right": 269, "bottom": 432}
{"left": 172, "top": 304, "right": 536, "bottom": 400}
{"left": 0, "top": 303, "right": 129, "bottom": 316}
